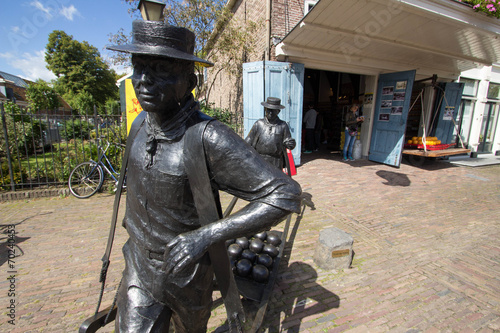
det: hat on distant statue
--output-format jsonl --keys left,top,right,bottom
{"left": 107, "top": 20, "right": 214, "bottom": 67}
{"left": 261, "top": 97, "right": 285, "bottom": 110}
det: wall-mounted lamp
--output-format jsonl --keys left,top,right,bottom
{"left": 138, "top": 0, "right": 166, "bottom": 21}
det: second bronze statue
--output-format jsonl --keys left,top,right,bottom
{"left": 245, "top": 97, "right": 296, "bottom": 170}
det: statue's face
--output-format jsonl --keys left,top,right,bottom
{"left": 265, "top": 108, "right": 280, "bottom": 122}
{"left": 131, "top": 55, "right": 196, "bottom": 116}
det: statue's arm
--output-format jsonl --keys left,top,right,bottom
{"left": 245, "top": 120, "right": 261, "bottom": 148}
{"left": 162, "top": 121, "right": 301, "bottom": 276}
{"left": 163, "top": 201, "right": 289, "bottom": 275}
{"left": 282, "top": 122, "right": 296, "bottom": 150}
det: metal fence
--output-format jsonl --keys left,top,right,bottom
{"left": 0, "top": 101, "right": 242, "bottom": 193}
{"left": 0, "top": 102, "right": 126, "bottom": 192}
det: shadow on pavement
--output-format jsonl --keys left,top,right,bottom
{"left": 0, "top": 222, "right": 31, "bottom": 268}
{"left": 401, "top": 155, "right": 460, "bottom": 170}
{"left": 264, "top": 199, "right": 340, "bottom": 332}
{"left": 376, "top": 170, "right": 411, "bottom": 187}
{"left": 267, "top": 261, "right": 341, "bottom": 333}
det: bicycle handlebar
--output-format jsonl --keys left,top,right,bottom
{"left": 96, "top": 138, "right": 125, "bottom": 149}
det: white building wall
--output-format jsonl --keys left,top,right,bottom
{"left": 460, "top": 65, "right": 500, "bottom": 155}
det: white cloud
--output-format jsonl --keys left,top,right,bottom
{"left": 103, "top": 54, "right": 132, "bottom": 76}
{"left": 0, "top": 50, "right": 56, "bottom": 82}
{"left": 60, "top": 5, "right": 79, "bottom": 21}
{"left": 29, "top": 1, "right": 80, "bottom": 21}
{"left": 30, "top": 0, "right": 53, "bottom": 18}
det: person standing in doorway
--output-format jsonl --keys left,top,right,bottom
{"left": 343, "top": 103, "right": 364, "bottom": 161}
{"left": 303, "top": 104, "right": 318, "bottom": 153}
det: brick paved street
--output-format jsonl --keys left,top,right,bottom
{"left": 0, "top": 152, "right": 499, "bottom": 332}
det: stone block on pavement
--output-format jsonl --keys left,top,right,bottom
{"left": 314, "top": 227, "right": 353, "bottom": 270}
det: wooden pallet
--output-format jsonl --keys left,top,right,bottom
{"left": 402, "top": 147, "right": 470, "bottom": 157}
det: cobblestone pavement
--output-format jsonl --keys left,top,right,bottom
{"left": 0, "top": 151, "right": 499, "bottom": 332}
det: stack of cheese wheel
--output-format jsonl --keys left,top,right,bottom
{"left": 407, "top": 136, "right": 441, "bottom": 145}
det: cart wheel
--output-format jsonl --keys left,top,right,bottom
{"left": 408, "top": 155, "right": 425, "bottom": 167}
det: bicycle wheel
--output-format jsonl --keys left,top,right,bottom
{"left": 68, "top": 162, "right": 104, "bottom": 199}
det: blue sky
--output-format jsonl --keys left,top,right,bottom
{"left": 0, "top": 0, "right": 139, "bottom": 82}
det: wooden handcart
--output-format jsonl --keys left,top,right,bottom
{"left": 403, "top": 143, "right": 470, "bottom": 166}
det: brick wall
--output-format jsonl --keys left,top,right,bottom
{"left": 271, "top": 0, "right": 304, "bottom": 61}
{"left": 206, "top": 0, "right": 305, "bottom": 130}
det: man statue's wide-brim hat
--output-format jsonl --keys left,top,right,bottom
{"left": 261, "top": 97, "right": 285, "bottom": 110}
{"left": 107, "top": 20, "right": 214, "bottom": 67}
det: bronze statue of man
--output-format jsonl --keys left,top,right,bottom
{"left": 245, "top": 97, "right": 296, "bottom": 170}
{"left": 107, "top": 21, "right": 301, "bottom": 332}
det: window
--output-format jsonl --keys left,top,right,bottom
{"left": 304, "top": 0, "right": 318, "bottom": 14}
{"left": 453, "top": 100, "right": 475, "bottom": 146}
{"left": 487, "top": 82, "right": 500, "bottom": 100}
{"left": 457, "top": 78, "right": 479, "bottom": 147}
{"left": 459, "top": 78, "right": 478, "bottom": 97}
{"left": 478, "top": 103, "right": 499, "bottom": 152}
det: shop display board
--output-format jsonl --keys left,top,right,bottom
{"left": 431, "top": 82, "right": 464, "bottom": 144}
{"left": 369, "top": 70, "right": 416, "bottom": 167}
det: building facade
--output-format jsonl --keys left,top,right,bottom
{"left": 458, "top": 66, "right": 500, "bottom": 155}
{"left": 207, "top": 0, "right": 500, "bottom": 166}
{"left": 0, "top": 71, "right": 72, "bottom": 114}
{"left": 206, "top": 0, "right": 310, "bottom": 122}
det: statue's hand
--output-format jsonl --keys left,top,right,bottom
{"left": 161, "top": 229, "right": 210, "bottom": 275}
{"left": 284, "top": 138, "right": 296, "bottom": 150}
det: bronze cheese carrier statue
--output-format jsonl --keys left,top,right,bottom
{"left": 81, "top": 5, "right": 302, "bottom": 333}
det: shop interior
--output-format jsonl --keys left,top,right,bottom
{"left": 303, "top": 68, "right": 364, "bottom": 152}
{"left": 302, "top": 68, "right": 459, "bottom": 155}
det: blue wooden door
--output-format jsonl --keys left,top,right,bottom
{"left": 369, "top": 70, "right": 416, "bottom": 167}
{"left": 432, "top": 82, "right": 464, "bottom": 144}
{"left": 243, "top": 62, "right": 265, "bottom": 140}
{"left": 243, "top": 61, "right": 304, "bottom": 165}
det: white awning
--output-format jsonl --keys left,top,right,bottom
{"left": 276, "top": 0, "right": 500, "bottom": 80}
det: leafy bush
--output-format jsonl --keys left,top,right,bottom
{"left": 60, "top": 119, "right": 93, "bottom": 141}
{"left": 0, "top": 161, "right": 28, "bottom": 189}
{"left": 0, "top": 102, "right": 45, "bottom": 156}
{"left": 200, "top": 101, "right": 240, "bottom": 133}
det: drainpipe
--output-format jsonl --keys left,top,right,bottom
{"left": 266, "top": 0, "right": 271, "bottom": 61}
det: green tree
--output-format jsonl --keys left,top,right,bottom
{"left": 112, "top": 0, "right": 226, "bottom": 67}
{"left": 105, "top": 98, "right": 121, "bottom": 116}
{"left": 110, "top": 1, "right": 258, "bottom": 103}
{"left": 63, "top": 90, "right": 95, "bottom": 115}
{"left": 45, "top": 30, "right": 119, "bottom": 114}
{"left": 25, "top": 79, "right": 60, "bottom": 111}
{"left": 107, "top": 27, "right": 133, "bottom": 68}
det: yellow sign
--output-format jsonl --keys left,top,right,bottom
{"left": 125, "top": 79, "right": 143, "bottom": 134}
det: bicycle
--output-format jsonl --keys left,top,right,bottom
{"left": 68, "top": 140, "right": 125, "bottom": 199}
